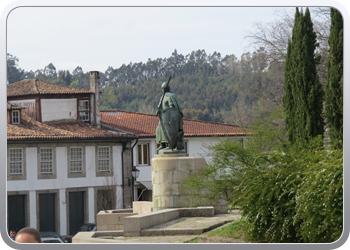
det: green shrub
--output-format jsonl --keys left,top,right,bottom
{"left": 231, "top": 136, "right": 338, "bottom": 243}
{"left": 294, "top": 146, "right": 343, "bottom": 242}
{"left": 233, "top": 159, "right": 303, "bottom": 242}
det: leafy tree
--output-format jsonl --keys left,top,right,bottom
{"left": 181, "top": 103, "right": 343, "bottom": 243}
{"left": 283, "top": 7, "right": 324, "bottom": 143}
{"left": 100, "top": 86, "right": 118, "bottom": 110}
{"left": 245, "top": 7, "right": 330, "bottom": 86}
{"left": 69, "top": 81, "right": 79, "bottom": 88}
{"left": 325, "top": 8, "right": 343, "bottom": 147}
{"left": 72, "top": 66, "right": 89, "bottom": 89}
{"left": 43, "top": 63, "right": 57, "bottom": 79}
{"left": 294, "top": 144, "right": 343, "bottom": 242}
{"left": 233, "top": 136, "right": 329, "bottom": 243}
{"left": 64, "top": 70, "right": 73, "bottom": 86}
{"left": 7, "top": 53, "right": 24, "bottom": 84}
{"left": 181, "top": 107, "right": 287, "bottom": 207}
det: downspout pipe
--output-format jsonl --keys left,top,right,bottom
{"left": 130, "top": 138, "right": 138, "bottom": 207}
{"left": 121, "top": 142, "right": 127, "bottom": 209}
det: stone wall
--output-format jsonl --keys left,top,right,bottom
{"left": 151, "top": 154, "right": 228, "bottom": 214}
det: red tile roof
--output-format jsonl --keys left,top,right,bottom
{"left": 7, "top": 79, "right": 93, "bottom": 97}
{"left": 7, "top": 113, "right": 136, "bottom": 141}
{"left": 100, "top": 110, "right": 248, "bottom": 137}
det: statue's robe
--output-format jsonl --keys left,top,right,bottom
{"left": 156, "top": 92, "right": 183, "bottom": 144}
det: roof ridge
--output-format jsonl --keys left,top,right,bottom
{"left": 101, "top": 109, "right": 157, "bottom": 117}
{"left": 36, "top": 78, "right": 89, "bottom": 91}
{"left": 8, "top": 113, "right": 137, "bottom": 140}
{"left": 7, "top": 78, "right": 93, "bottom": 97}
{"left": 101, "top": 109, "right": 245, "bottom": 128}
{"left": 182, "top": 117, "right": 242, "bottom": 128}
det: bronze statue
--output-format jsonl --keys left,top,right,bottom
{"left": 156, "top": 76, "right": 184, "bottom": 151}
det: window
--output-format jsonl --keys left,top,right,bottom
{"left": 9, "top": 148, "right": 23, "bottom": 175}
{"left": 7, "top": 147, "right": 26, "bottom": 180}
{"left": 12, "top": 110, "right": 19, "bottom": 124}
{"left": 239, "top": 139, "right": 244, "bottom": 147}
{"left": 79, "top": 100, "right": 89, "bottom": 121}
{"left": 37, "top": 146, "right": 56, "bottom": 179}
{"left": 68, "top": 146, "right": 86, "bottom": 178}
{"left": 98, "top": 146, "right": 110, "bottom": 172}
{"left": 70, "top": 147, "right": 83, "bottom": 173}
{"left": 95, "top": 146, "right": 113, "bottom": 177}
{"left": 138, "top": 143, "right": 149, "bottom": 165}
{"left": 40, "top": 148, "right": 53, "bottom": 174}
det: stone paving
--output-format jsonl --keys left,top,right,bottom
{"left": 73, "top": 210, "right": 242, "bottom": 243}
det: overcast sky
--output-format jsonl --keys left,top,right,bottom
{"left": 7, "top": 6, "right": 297, "bottom": 73}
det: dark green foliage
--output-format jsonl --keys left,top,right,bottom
{"left": 232, "top": 136, "right": 321, "bottom": 243}
{"left": 7, "top": 53, "right": 24, "bottom": 84}
{"left": 181, "top": 107, "right": 287, "bottom": 207}
{"left": 232, "top": 136, "right": 343, "bottom": 243}
{"left": 181, "top": 106, "right": 343, "bottom": 243}
{"left": 7, "top": 48, "right": 282, "bottom": 124}
{"left": 180, "top": 161, "right": 242, "bottom": 206}
{"left": 182, "top": 104, "right": 343, "bottom": 243}
{"left": 325, "top": 8, "right": 343, "bottom": 147}
{"left": 283, "top": 8, "right": 324, "bottom": 143}
{"left": 294, "top": 145, "right": 343, "bottom": 242}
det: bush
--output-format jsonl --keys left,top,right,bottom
{"left": 180, "top": 108, "right": 287, "bottom": 207}
{"left": 294, "top": 146, "right": 343, "bottom": 242}
{"left": 181, "top": 106, "right": 343, "bottom": 243}
{"left": 232, "top": 136, "right": 342, "bottom": 243}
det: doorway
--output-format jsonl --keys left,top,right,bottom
{"left": 39, "top": 193, "right": 56, "bottom": 232}
{"left": 68, "top": 191, "right": 85, "bottom": 235}
{"left": 8, "top": 195, "right": 26, "bottom": 232}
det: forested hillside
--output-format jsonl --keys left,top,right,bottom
{"left": 7, "top": 8, "right": 330, "bottom": 126}
{"left": 7, "top": 49, "right": 284, "bottom": 126}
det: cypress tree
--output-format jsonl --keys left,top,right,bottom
{"left": 284, "top": 40, "right": 295, "bottom": 142}
{"left": 283, "top": 7, "right": 324, "bottom": 143}
{"left": 325, "top": 8, "right": 343, "bottom": 147}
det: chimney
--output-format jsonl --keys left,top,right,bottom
{"left": 90, "top": 71, "right": 100, "bottom": 128}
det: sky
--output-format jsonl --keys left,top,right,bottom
{"left": 6, "top": 6, "right": 292, "bottom": 73}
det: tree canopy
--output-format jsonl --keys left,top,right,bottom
{"left": 283, "top": 7, "right": 324, "bottom": 142}
{"left": 325, "top": 8, "right": 343, "bottom": 147}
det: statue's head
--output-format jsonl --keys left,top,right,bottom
{"left": 161, "top": 81, "right": 170, "bottom": 93}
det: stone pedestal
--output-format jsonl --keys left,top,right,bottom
{"left": 133, "top": 201, "right": 153, "bottom": 214}
{"left": 96, "top": 209, "right": 137, "bottom": 231}
{"left": 151, "top": 154, "right": 208, "bottom": 211}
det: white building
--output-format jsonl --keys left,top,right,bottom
{"left": 100, "top": 110, "right": 247, "bottom": 202}
{"left": 7, "top": 72, "right": 136, "bottom": 237}
{"left": 7, "top": 72, "right": 247, "bottom": 236}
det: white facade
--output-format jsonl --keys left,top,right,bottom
{"left": 41, "top": 98, "right": 78, "bottom": 121}
{"left": 7, "top": 73, "right": 134, "bottom": 236}
{"left": 7, "top": 143, "right": 124, "bottom": 236}
{"left": 132, "top": 136, "right": 245, "bottom": 201}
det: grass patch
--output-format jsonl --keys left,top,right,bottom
{"left": 208, "top": 219, "right": 245, "bottom": 239}
{"left": 185, "top": 238, "right": 198, "bottom": 243}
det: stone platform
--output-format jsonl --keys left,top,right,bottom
{"left": 72, "top": 210, "right": 241, "bottom": 243}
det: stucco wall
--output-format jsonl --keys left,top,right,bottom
{"left": 134, "top": 136, "right": 245, "bottom": 187}
{"left": 41, "top": 98, "right": 77, "bottom": 121}
{"left": 7, "top": 143, "right": 124, "bottom": 236}
{"left": 7, "top": 145, "right": 123, "bottom": 191}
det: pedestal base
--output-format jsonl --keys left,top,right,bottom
{"left": 157, "top": 149, "right": 186, "bottom": 155}
{"left": 151, "top": 154, "right": 207, "bottom": 211}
